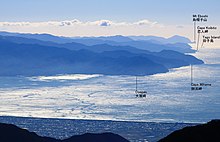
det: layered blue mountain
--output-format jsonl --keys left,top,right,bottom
{"left": 102, "top": 50, "right": 203, "bottom": 69}
{"left": 71, "top": 35, "right": 194, "bottom": 53}
{"left": 0, "top": 33, "right": 203, "bottom": 76}
{"left": 129, "top": 35, "right": 192, "bottom": 44}
{"left": 0, "top": 31, "right": 73, "bottom": 44}
{"left": 0, "top": 31, "right": 194, "bottom": 53}
{"left": 0, "top": 37, "right": 166, "bottom": 76}
{"left": 0, "top": 35, "right": 149, "bottom": 55}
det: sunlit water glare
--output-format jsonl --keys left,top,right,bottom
{"left": 0, "top": 48, "right": 219, "bottom": 123}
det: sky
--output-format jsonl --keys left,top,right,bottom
{"left": 0, "top": 0, "right": 220, "bottom": 47}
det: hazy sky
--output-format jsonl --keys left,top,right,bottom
{"left": 0, "top": 0, "right": 220, "bottom": 47}
{"left": 0, "top": 0, "right": 219, "bottom": 24}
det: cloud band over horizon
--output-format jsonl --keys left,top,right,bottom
{"left": 0, "top": 19, "right": 187, "bottom": 37}
{"left": 0, "top": 19, "right": 163, "bottom": 28}
{"left": 0, "top": 19, "right": 220, "bottom": 47}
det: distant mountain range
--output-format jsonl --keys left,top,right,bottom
{"left": 0, "top": 31, "right": 194, "bottom": 53}
{"left": 129, "top": 35, "right": 192, "bottom": 44}
{"left": 0, "top": 123, "right": 129, "bottom": 142}
{"left": 0, "top": 31, "right": 203, "bottom": 76}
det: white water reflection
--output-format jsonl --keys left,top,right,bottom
{"left": 28, "top": 74, "right": 102, "bottom": 82}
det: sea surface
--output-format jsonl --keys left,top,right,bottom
{"left": 0, "top": 48, "right": 219, "bottom": 142}
{"left": 0, "top": 48, "right": 219, "bottom": 123}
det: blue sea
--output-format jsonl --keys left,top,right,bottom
{"left": 0, "top": 48, "right": 219, "bottom": 141}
